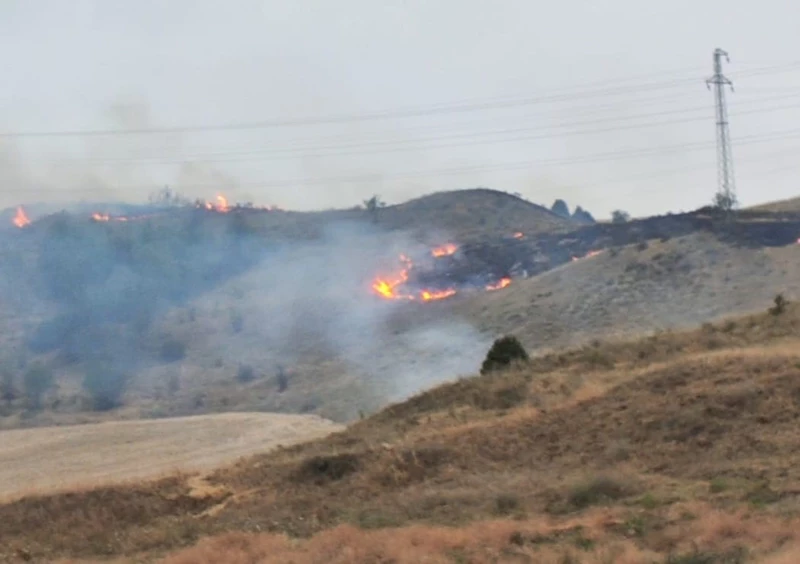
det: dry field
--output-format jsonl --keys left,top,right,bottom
{"left": 2, "top": 302, "right": 800, "bottom": 562}
{"left": 0, "top": 412, "right": 342, "bottom": 501}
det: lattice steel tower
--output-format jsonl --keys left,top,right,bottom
{"left": 706, "top": 48, "right": 737, "bottom": 211}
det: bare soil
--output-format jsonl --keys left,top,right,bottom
{"left": 0, "top": 412, "right": 342, "bottom": 500}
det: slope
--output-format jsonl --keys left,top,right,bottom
{"left": 1, "top": 303, "right": 800, "bottom": 562}
{"left": 452, "top": 231, "right": 800, "bottom": 350}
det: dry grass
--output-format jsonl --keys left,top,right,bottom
{"left": 2, "top": 304, "right": 800, "bottom": 562}
{"left": 162, "top": 504, "right": 800, "bottom": 563}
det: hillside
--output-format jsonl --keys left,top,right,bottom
{"left": 749, "top": 196, "right": 800, "bottom": 213}
{"left": 374, "top": 188, "right": 574, "bottom": 240}
{"left": 1, "top": 303, "right": 799, "bottom": 562}
{"left": 3, "top": 193, "right": 800, "bottom": 428}
{"left": 453, "top": 231, "right": 800, "bottom": 349}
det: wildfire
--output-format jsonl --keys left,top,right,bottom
{"left": 571, "top": 249, "right": 604, "bottom": 262}
{"left": 371, "top": 255, "right": 414, "bottom": 300}
{"left": 513, "top": 232, "right": 524, "bottom": 239}
{"left": 486, "top": 277, "right": 511, "bottom": 291}
{"left": 431, "top": 243, "right": 458, "bottom": 258}
{"left": 12, "top": 206, "right": 31, "bottom": 228}
{"left": 421, "top": 288, "right": 457, "bottom": 301}
{"left": 371, "top": 244, "right": 513, "bottom": 303}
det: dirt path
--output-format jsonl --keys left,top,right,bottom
{"left": 0, "top": 412, "right": 342, "bottom": 500}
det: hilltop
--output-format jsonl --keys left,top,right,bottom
{"left": 1, "top": 302, "right": 800, "bottom": 562}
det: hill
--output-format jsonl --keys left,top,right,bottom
{"left": 749, "top": 196, "right": 800, "bottom": 213}
{"left": 3, "top": 192, "right": 800, "bottom": 428}
{"left": 452, "top": 231, "right": 800, "bottom": 349}
{"left": 1, "top": 302, "right": 799, "bottom": 562}
{"left": 374, "top": 188, "right": 574, "bottom": 240}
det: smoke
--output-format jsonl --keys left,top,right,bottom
{"left": 200, "top": 219, "right": 491, "bottom": 405}
{"left": 3, "top": 205, "right": 491, "bottom": 416}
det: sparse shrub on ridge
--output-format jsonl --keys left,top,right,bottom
{"left": 480, "top": 335, "right": 529, "bottom": 375}
{"left": 770, "top": 293, "right": 788, "bottom": 316}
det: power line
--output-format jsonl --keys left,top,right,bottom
{"left": 5, "top": 140, "right": 799, "bottom": 195}
{"left": 37, "top": 97, "right": 800, "bottom": 165}
{"left": 4, "top": 61, "right": 800, "bottom": 139}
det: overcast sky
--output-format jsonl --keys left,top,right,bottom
{"left": 1, "top": 0, "right": 799, "bottom": 218}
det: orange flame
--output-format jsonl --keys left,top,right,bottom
{"left": 420, "top": 288, "right": 457, "bottom": 301}
{"left": 513, "top": 232, "right": 524, "bottom": 239}
{"left": 571, "top": 249, "right": 604, "bottom": 262}
{"left": 371, "top": 255, "right": 414, "bottom": 300}
{"left": 216, "top": 194, "right": 230, "bottom": 213}
{"left": 12, "top": 206, "right": 31, "bottom": 228}
{"left": 431, "top": 243, "right": 458, "bottom": 258}
{"left": 486, "top": 277, "right": 511, "bottom": 291}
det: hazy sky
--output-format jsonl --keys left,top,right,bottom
{"left": 2, "top": 0, "right": 799, "bottom": 218}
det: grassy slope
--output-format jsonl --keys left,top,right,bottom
{"left": 749, "top": 196, "right": 800, "bottom": 213}
{"left": 453, "top": 231, "right": 800, "bottom": 349}
{"left": 2, "top": 303, "right": 800, "bottom": 562}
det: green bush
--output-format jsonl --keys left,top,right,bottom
{"left": 481, "top": 336, "right": 529, "bottom": 375}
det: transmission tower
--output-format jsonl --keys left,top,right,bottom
{"left": 706, "top": 48, "right": 737, "bottom": 213}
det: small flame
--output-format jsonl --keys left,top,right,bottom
{"left": 572, "top": 249, "right": 604, "bottom": 262}
{"left": 486, "top": 277, "right": 511, "bottom": 291}
{"left": 12, "top": 206, "right": 31, "bottom": 228}
{"left": 431, "top": 243, "right": 458, "bottom": 258}
{"left": 513, "top": 232, "right": 524, "bottom": 239}
{"left": 371, "top": 255, "right": 414, "bottom": 300}
{"left": 420, "top": 288, "right": 457, "bottom": 301}
{"left": 91, "top": 213, "right": 111, "bottom": 222}
{"left": 216, "top": 194, "right": 230, "bottom": 213}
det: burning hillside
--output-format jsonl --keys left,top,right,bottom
{"left": 371, "top": 242, "right": 515, "bottom": 302}
{"left": 12, "top": 206, "right": 30, "bottom": 228}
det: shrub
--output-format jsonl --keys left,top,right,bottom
{"left": 23, "top": 364, "right": 54, "bottom": 409}
{"left": 236, "top": 364, "right": 256, "bottom": 383}
{"left": 83, "top": 363, "right": 129, "bottom": 411}
{"left": 160, "top": 338, "right": 187, "bottom": 363}
{"left": 494, "top": 493, "right": 521, "bottom": 516}
{"left": 481, "top": 336, "right": 529, "bottom": 375}
{"left": 0, "top": 370, "right": 16, "bottom": 403}
{"left": 611, "top": 209, "right": 631, "bottom": 223}
{"left": 276, "top": 364, "right": 288, "bottom": 392}
{"left": 567, "top": 476, "right": 631, "bottom": 510}
{"left": 769, "top": 293, "right": 788, "bottom": 316}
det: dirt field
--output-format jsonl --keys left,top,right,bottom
{"left": 0, "top": 412, "right": 342, "bottom": 500}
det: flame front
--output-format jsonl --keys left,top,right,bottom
{"left": 572, "top": 249, "right": 604, "bottom": 262}
{"left": 12, "top": 206, "right": 31, "bottom": 228}
{"left": 420, "top": 288, "right": 457, "bottom": 301}
{"left": 513, "top": 232, "right": 524, "bottom": 239}
{"left": 486, "top": 277, "right": 511, "bottom": 291}
{"left": 216, "top": 194, "right": 230, "bottom": 213}
{"left": 431, "top": 243, "right": 458, "bottom": 257}
{"left": 371, "top": 255, "right": 414, "bottom": 300}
